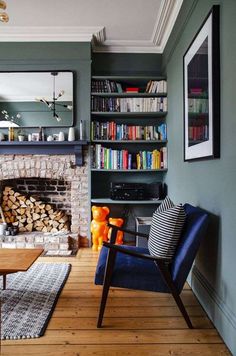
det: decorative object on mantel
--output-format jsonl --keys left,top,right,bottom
{"left": 79, "top": 120, "right": 84, "bottom": 140}
{"left": 8, "top": 127, "right": 14, "bottom": 141}
{"left": 31, "top": 133, "right": 40, "bottom": 141}
{"left": 0, "top": 0, "right": 9, "bottom": 23}
{"left": 58, "top": 131, "right": 65, "bottom": 141}
{"left": 17, "top": 129, "right": 26, "bottom": 142}
{"left": 36, "top": 71, "right": 73, "bottom": 122}
{"left": 47, "top": 135, "right": 53, "bottom": 141}
{"left": 0, "top": 263, "right": 71, "bottom": 339}
{"left": 68, "top": 127, "right": 75, "bottom": 141}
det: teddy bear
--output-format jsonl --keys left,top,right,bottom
{"left": 108, "top": 217, "right": 124, "bottom": 245}
{"left": 91, "top": 205, "right": 110, "bottom": 251}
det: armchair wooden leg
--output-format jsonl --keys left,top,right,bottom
{"left": 156, "top": 262, "right": 193, "bottom": 329}
{"left": 171, "top": 289, "right": 193, "bottom": 329}
{"left": 97, "top": 248, "right": 117, "bottom": 328}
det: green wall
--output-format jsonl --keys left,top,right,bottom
{"left": 92, "top": 53, "right": 162, "bottom": 75}
{"left": 0, "top": 43, "right": 91, "bottom": 138}
{"left": 163, "top": 0, "right": 236, "bottom": 353}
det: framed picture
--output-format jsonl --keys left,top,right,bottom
{"left": 183, "top": 5, "right": 220, "bottom": 161}
{"left": 31, "top": 133, "right": 40, "bottom": 141}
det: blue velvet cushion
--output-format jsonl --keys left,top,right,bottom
{"left": 95, "top": 204, "right": 208, "bottom": 295}
{"left": 95, "top": 245, "right": 170, "bottom": 293}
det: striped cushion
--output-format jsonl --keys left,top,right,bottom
{"left": 148, "top": 197, "right": 186, "bottom": 259}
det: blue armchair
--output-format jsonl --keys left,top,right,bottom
{"left": 95, "top": 203, "right": 209, "bottom": 328}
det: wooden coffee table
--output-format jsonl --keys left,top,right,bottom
{"left": 0, "top": 248, "right": 43, "bottom": 290}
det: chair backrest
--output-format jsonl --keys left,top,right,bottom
{"left": 171, "top": 203, "right": 209, "bottom": 293}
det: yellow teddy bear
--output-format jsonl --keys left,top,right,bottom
{"left": 108, "top": 218, "right": 124, "bottom": 245}
{"left": 91, "top": 206, "right": 110, "bottom": 251}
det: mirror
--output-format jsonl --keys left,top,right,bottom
{"left": 0, "top": 71, "right": 74, "bottom": 128}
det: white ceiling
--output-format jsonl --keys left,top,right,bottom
{"left": 0, "top": 0, "right": 183, "bottom": 53}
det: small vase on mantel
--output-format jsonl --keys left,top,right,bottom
{"left": 68, "top": 127, "right": 75, "bottom": 141}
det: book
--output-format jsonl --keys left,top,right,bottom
{"left": 125, "top": 87, "right": 139, "bottom": 93}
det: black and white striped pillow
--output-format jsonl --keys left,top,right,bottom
{"left": 148, "top": 196, "right": 186, "bottom": 259}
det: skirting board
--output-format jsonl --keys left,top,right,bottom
{"left": 191, "top": 265, "right": 236, "bottom": 355}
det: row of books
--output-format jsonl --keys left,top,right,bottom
{"left": 189, "top": 125, "right": 208, "bottom": 141}
{"left": 92, "top": 80, "right": 123, "bottom": 93}
{"left": 91, "top": 79, "right": 167, "bottom": 94}
{"left": 91, "top": 121, "right": 167, "bottom": 141}
{"left": 188, "top": 98, "right": 208, "bottom": 113}
{"left": 92, "top": 144, "right": 168, "bottom": 170}
{"left": 145, "top": 80, "right": 167, "bottom": 94}
{"left": 91, "top": 97, "right": 168, "bottom": 113}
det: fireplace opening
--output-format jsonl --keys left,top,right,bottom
{"left": 0, "top": 178, "right": 79, "bottom": 252}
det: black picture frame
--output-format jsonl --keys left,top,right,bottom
{"left": 183, "top": 5, "right": 220, "bottom": 161}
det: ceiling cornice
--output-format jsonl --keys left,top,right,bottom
{"left": 0, "top": 26, "right": 104, "bottom": 42}
{"left": 151, "top": 0, "right": 183, "bottom": 51}
{"left": 0, "top": 0, "right": 183, "bottom": 53}
{"left": 92, "top": 0, "right": 183, "bottom": 53}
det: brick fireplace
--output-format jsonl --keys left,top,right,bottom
{"left": 0, "top": 152, "right": 89, "bottom": 251}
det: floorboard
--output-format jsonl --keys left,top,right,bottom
{"left": 1, "top": 248, "right": 231, "bottom": 355}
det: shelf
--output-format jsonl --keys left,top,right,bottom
{"left": 91, "top": 198, "right": 163, "bottom": 205}
{"left": 92, "top": 76, "right": 166, "bottom": 81}
{"left": 91, "top": 112, "right": 167, "bottom": 117}
{"left": 91, "top": 92, "right": 167, "bottom": 98}
{"left": 91, "top": 140, "right": 167, "bottom": 144}
{"left": 91, "top": 169, "right": 167, "bottom": 172}
{"left": 0, "top": 140, "right": 88, "bottom": 166}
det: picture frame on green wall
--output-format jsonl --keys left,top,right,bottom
{"left": 183, "top": 5, "right": 220, "bottom": 161}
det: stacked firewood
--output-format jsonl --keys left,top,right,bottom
{"left": 1, "top": 186, "right": 70, "bottom": 233}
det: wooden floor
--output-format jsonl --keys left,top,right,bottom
{"left": 1, "top": 248, "right": 231, "bottom": 356}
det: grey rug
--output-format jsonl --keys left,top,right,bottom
{"left": 0, "top": 262, "right": 71, "bottom": 340}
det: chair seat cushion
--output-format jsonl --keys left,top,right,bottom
{"left": 95, "top": 245, "right": 170, "bottom": 293}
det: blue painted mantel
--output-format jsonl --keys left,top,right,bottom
{"left": 0, "top": 140, "right": 88, "bottom": 166}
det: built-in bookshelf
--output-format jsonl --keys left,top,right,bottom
{"left": 90, "top": 75, "right": 168, "bottom": 204}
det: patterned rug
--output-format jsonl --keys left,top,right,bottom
{"left": 0, "top": 263, "right": 71, "bottom": 340}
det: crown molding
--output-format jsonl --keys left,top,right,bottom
{"left": 0, "top": 0, "right": 183, "bottom": 53}
{"left": 0, "top": 26, "right": 104, "bottom": 42}
{"left": 93, "top": 40, "right": 163, "bottom": 53}
{"left": 152, "top": 0, "right": 183, "bottom": 52}
{"left": 92, "top": 0, "right": 183, "bottom": 53}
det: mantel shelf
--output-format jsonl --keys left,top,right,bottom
{"left": 0, "top": 140, "right": 88, "bottom": 166}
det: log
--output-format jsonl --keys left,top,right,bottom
{"left": 16, "top": 208, "right": 26, "bottom": 215}
{"left": 25, "top": 223, "right": 33, "bottom": 232}
{"left": 9, "top": 195, "right": 16, "bottom": 203}
{"left": 11, "top": 204, "right": 18, "bottom": 210}
{"left": 33, "top": 213, "right": 41, "bottom": 221}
